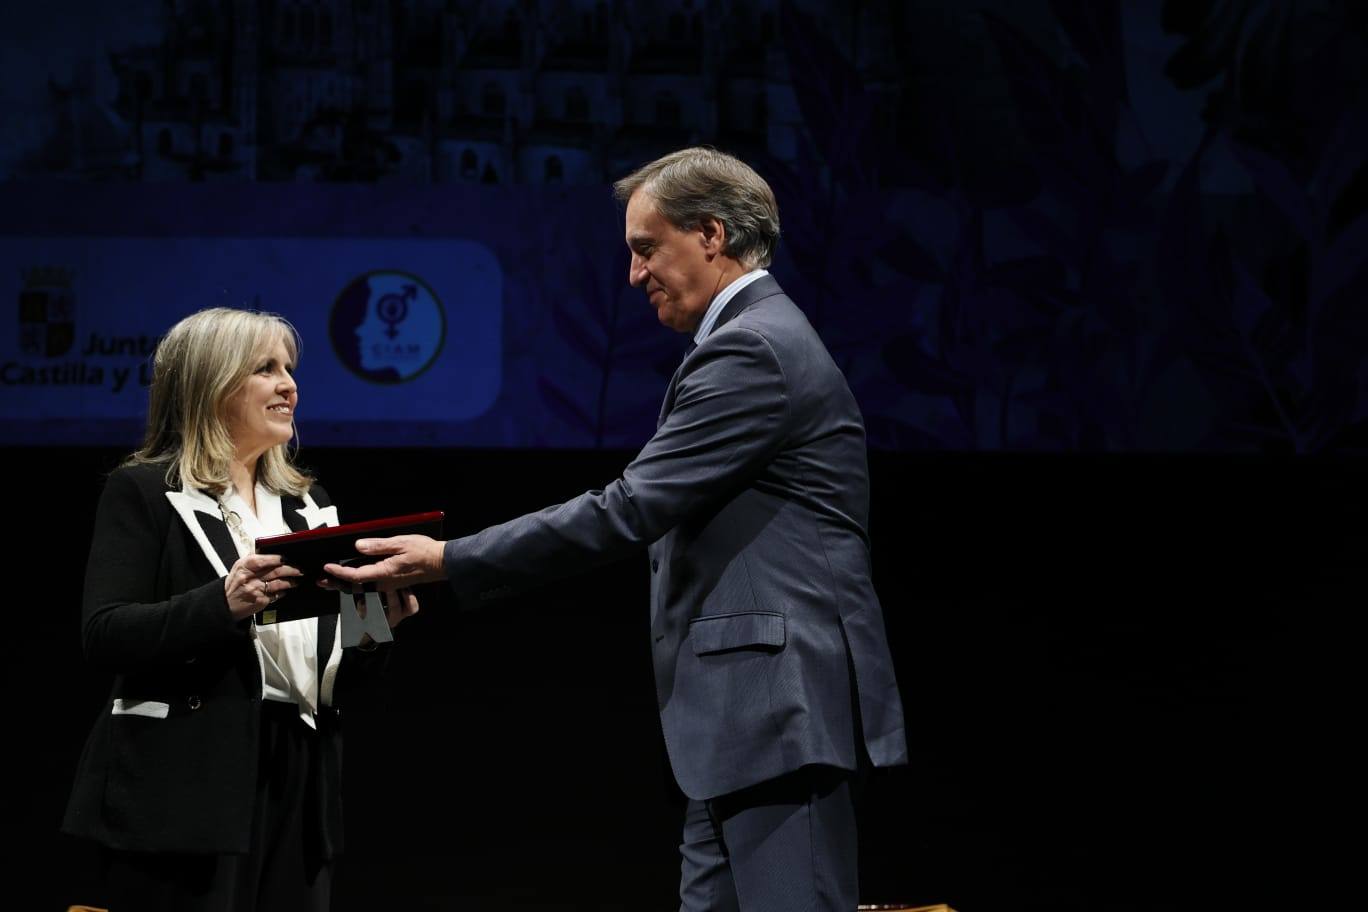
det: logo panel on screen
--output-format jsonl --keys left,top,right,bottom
{"left": 330, "top": 270, "right": 446, "bottom": 384}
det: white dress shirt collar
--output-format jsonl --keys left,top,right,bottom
{"left": 693, "top": 268, "right": 769, "bottom": 345}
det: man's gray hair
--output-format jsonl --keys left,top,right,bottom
{"left": 613, "top": 147, "right": 781, "bottom": 269}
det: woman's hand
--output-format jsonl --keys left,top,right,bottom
{"left": 354, "top": 587, "right": 419, "bottom": 650}
{"left": 224, "top": 554, "right": 303, "bottom": 621}
{"left": 353, "top": 587, "right": 419, "bottom": 629}
{"left": 382, "top": 587, "right": 419, "bottom": 628}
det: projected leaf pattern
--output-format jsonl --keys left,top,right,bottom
{"left": 762, "top": 0, "right": 1368, "bottom": 452}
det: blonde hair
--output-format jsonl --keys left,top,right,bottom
{"left": 126, "top": 307, "right": 312, "bottom": 497}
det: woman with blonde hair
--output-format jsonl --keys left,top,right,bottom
{"left": 63, "top": 307, "right": 416, "bottom": 911}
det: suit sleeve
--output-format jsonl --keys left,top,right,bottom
{"left": 444, "top": 326, "right": 791, "bottom": 598}
{"left": 81, "top": 468, "right": 248, "bottom": 672}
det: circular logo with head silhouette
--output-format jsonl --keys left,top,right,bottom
{"left": 330, "top": 270, "right": 446, "bottom": 383}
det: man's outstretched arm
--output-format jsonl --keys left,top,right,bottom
{"left": 327, "top": 326, "right": 791, "bottom": 598}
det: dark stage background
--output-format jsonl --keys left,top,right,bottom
{"left": 3, "top": 0, "right": 1364, "bottom": 909}
{"left": 11, "top": 446, "right": 1349, "bottom": 911}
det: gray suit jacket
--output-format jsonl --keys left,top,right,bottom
{"left": 445, "top": 276, "right": 907, "bottom": 800}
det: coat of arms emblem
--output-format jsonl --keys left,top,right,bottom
{"left": 19, "top": 266, "right": 76, "bottom": 357}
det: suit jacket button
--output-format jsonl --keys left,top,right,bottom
{"left": 651, "top": 559, "right": 659, "bottom": 573}
{"left": 187, "top": 696, "right": 202, "bottom": 711}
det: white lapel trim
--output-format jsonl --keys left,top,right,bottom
{"left": 165, "top": 486, "right": 232, "bottom": 577}
{"left": 297, "top": 492, "right": 338, "bottom": 530}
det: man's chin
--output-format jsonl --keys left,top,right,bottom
{"left": 654, "top": 309, "right": 696, "bottom": 334}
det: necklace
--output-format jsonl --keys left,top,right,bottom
{"left": 215, "top": 491, "right": 282, "bottom": 638}
{"left": 216, "top": 493, "right": 252, "bottom": 556}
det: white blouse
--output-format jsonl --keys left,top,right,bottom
{"left": 224, "top": 483, "right": 343, "bottom": 730}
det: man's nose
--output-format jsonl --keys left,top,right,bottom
{"left": 628, "top": 253, "right": 647, "bottom": 287}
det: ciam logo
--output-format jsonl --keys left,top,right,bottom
{"left": 330, "top": 270, "right": 445, "bottom": 384}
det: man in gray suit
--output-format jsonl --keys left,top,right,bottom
{"left": 326, "top": 147, "right": 907, "bottom": 911}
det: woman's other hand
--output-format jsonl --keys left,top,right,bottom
{"left": 224, "top": 554, "right": 303, "bottom": 621}
{"left": 383, "top": 587, "right": 419, "bottom": 628}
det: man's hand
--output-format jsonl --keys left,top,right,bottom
{"left": 323, "top": 534, "right": 447, "bottom": 590}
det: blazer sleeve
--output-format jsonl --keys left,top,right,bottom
{"left": 81, "top": 467, "right": 249, "bottom": 672}
{"left": 444, "top": 325, "right": 791, "bottom": 598}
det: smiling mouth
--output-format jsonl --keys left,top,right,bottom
{"left": 268, "top": 405, "right": 292, "bottom": 415}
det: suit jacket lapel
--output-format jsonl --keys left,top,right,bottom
{"left": 201, "top": 521, "right": 240, "bottom": 575}
{"left": 658, "top": 276, "right": 787, "bottom": 428}
{"left": 166, "top": 487, "right": 240, "bottom": 577}
{"left": 709, "top": 275, "right": 785, "bottom": 336}
{"left": 280, "top": 496, "right": 311, "bottom": 534}
{"left": 658, "top": 359, "right": 687, "bottom": 428}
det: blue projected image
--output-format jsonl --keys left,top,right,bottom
{"left": 0, "top": 236, "right": 501, "bottom": 445}
{"left": 1, "top": 0, "right": 1364, "bottom": 452}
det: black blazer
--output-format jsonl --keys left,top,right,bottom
{"left": 445, "top": 278, "right": 907, "bottom": 800}
{"left": 63, "top": 462, "right": 380, "bottom": 857}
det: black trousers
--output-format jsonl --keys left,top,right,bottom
{"left": 99, "top": 701, "right": 331, "bottom": 912}
{"left": 678, "top": 765, "right": 861, "bottom": 912}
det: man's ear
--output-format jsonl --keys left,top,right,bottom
{"left": 698, "top": 217, "right": 726, "bottom": 257}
